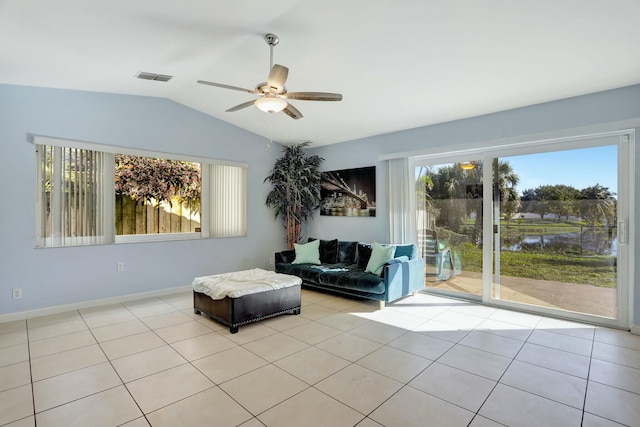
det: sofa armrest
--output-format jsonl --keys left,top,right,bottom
{"left": 382, "top": 257, "right": 425, "bottom": 302}
{"left": 275, "top": 249, "right": 295, "bottom": 264}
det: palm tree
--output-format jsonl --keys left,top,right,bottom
{"left": 265, "top": 142, "right": 324, "bottom": 249}
{"left": 429, "top": 164, "right": 468, "bottom": 233}
{"left": 494, "top": 160, "right": 520, "bottom": 226}
{"left": 415, "top": 166, "right": 435, "bottom": 231}
{"left": 415, "top": 166, "right": 434, "bottom": 208}
{"left": 579, "top": 184, "right": 616, "bottom": 226}
{"left": 423, "top": 160, "right": 519, "bottom": 245}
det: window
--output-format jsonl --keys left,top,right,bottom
{"left": 36, "top": 145, "right": 111, "bottom": 247}
{"left": 114, "top": 155, "right": 202, "bottom": 237}
{"left": 35, "top": 136, "right": 247, "bottom": 247}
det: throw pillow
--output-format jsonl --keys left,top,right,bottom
{"left": 337, "top": 241, "right": 358, "bottom": 264}
{"left": 393, "top": 244, "right": 417, "bottom": 259}
{"left": 281, "top": 250, "right": 296, "bottom": 263}
{"left": 308, "top": 238, "right": 339, "bottom": 264}
{"left": 292, "top": 239, "right": 321, "bottom": 264}
{"left": 365, "top": 242, "right": 396, "bottom": 276}
{"left": 356, "top": 243, "right": 373, "bottom": 269}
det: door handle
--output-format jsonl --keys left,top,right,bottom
{"left": 618, "top": 220, "right": 626, "bottom": 244}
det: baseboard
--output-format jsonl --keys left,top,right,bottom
{"left": 631, "top": 324, "right": 640, "bottom": 336}
{"left": 0, "top": 285, "right": 192, "bottom": 323}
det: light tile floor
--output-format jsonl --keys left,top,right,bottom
{"left": 1, "top": 289, "right": 639, "bottom": 427}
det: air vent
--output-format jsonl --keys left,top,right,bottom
{"left": 135, "top": 72, "right": 173, "bottom": 82}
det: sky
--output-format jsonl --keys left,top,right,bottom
{"left": 418, "top": 144, "right": 619, "bottom": 197}
{"left": 504, "top": 145, "right": 618, "bottom": 196}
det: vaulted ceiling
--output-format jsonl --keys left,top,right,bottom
{"left": 1, "top": 0, "right": 639, "bottom": 146}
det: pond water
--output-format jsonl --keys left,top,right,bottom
{"left": 502, "top": 232, "right": 617, "bottom": 256}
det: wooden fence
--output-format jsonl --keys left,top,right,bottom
{"left": 115, "top": 196, "right": 201, "bottom": 235}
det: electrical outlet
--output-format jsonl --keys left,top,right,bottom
{"left": 12, "top": 288, "right": 22, "bottom": 299}
{"left": 117, "top": 262, "right": 124, "bottom": 272}
{"left": 269, "top": 256, "right": 275, "bottom": 266}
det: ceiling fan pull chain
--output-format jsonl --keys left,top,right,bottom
{"left": 267, "top": 113, "right": 274, "bottom": 148}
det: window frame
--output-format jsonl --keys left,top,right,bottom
{"left": 33, "top": 135, "right": 248, "bottom": 247}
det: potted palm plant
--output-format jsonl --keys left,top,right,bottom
{"left": 265, "top": 141, "right": 324, "bottom": 249}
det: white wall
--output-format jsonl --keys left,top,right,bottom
{"left": 306, "top": 84, "right": 640, "bottom": 326}
{"left": 0, "top": 84, "right": 286, "bottom": 315}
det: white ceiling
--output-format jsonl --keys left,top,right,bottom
{"left": 1, "top": 0, "right": 639, "bottom": 146}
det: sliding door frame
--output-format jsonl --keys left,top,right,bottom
{"left": 410, "top": 129, "right": 635, "bottom": 328}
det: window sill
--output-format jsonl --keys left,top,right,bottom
{"left": 115, "top": 232, "right": 202, "bottom": 244}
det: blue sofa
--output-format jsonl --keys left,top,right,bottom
{"left": 275, "top": 239, "right": 425, "bottom": 308}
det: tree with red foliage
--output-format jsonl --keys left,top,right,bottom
{"left": 115, "top": 155, "right": 201, "bottom": 208}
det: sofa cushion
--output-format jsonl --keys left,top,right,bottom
{"left": 276, "top": 263, "right": 316, "bottom": 279}
{"left": 366, "top": 242, "right": 396, "bottom": 276}
{"left": 277, "top": 263, "right": 348, "bottom": 278}
{"left": 308, "top": 238, "right": 339, "bottom": 264}
{"left": 394, "top": 244, "right": 417, "bottom": 259}
{"left": 337, "top": 241, "right": 358, "bottom": 264}
{"left": 318, "top": 269, "right": 385, "bottom": 294}
{"left": 292, "top": 240, "right": 321, "bottom": 265}
{"left": 276, "top": 262, "right": 302, "bottom": 276}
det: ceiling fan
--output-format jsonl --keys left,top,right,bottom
{"left": 197, "top": 33, "right": 342, "bottom": 120}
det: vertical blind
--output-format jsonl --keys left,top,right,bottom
{"left": 37, "top": 145, "right": 107, "bottom": 247}
{"left": 209, "top": 164, "right": 247, "bottom": 237}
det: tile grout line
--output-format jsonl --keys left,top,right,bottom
{"left": 8, "top": 291, "right": 640, "bottom": 427}
{"left": 190, "top": 300, "right": 386, "bottom": 424}
{"left": 183, "top": 314, "right": 302, "bottom": 425}
{"left": 311, "top": 299, "right": 468, "bottom": 424}
{"left": 28, "top": 309, "right": 132, "bottom": 420}
{"left": 27, "top": 319, "right": 37, "bottom": 427}
{"left": 345, "top": 300, "right": 489, "bottom": 426}
{"left": 80, "top": 304, "right": 152, "bottom": 426}
{"left": 121, "top": 297, "right": 229, "bottom": 425}
{"left": 464, "top": 311, "right": 544, "bottom": 426}
{"left": 580, "top": 331, "right": 596, "bottom": 427}
{"left": 468, "top": 314, "right": 622, "bottom": 425}
{"left": 150, "top": 302, "right": 270, "bottom": 424}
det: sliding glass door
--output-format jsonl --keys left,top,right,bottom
{"left": 414, "top": 132, "right": 631, "bottom": 327}
{"left": 415, "top": 159, "right": 483, "bottom": 298}
{"left": 491, "top": 144, "right": 622, "bottom": 320}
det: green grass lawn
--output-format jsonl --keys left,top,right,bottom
{"left": 456, "top": 243, "right": 616, "bottom": 288}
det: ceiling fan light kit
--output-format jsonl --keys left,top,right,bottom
{"left": 197, "top": 33, "right": 342, "bottom": 120}
{"left": 255, "top": 96, "right": 288, "bottom": 113}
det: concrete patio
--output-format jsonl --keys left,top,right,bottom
{"left": 426, "top": 272, "right": 617, "bottom": 319}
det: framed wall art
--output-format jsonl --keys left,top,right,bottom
{"left": 320, "top": 166, "right": 376, "bottom": 217}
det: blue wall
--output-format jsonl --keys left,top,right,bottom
{"left": 0, "top": 84, "right": 285, "bottom": 315}
{"left": 2, "top": 82, "right": 639, "bottom": 327}
{"left": 306, "top": 84, "right": 640, "bottom": 327}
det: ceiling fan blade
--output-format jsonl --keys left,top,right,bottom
{"left": 197, "top": 80, "right": 258, "bottom": 94}
{"left": 282, "top": 103, "right": 303, "bottom": 120}
{"left": 283, "top": 92, "right": 342, "bottom": 101}
{"left": 267, "top": 64, "right": 289, "bottom": 92}
{"left": 225, "top": 100, "right": 256, "bottom": 112}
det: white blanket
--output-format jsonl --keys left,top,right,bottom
{"left": 192, "top": 268, "right": 302, "bottom": 300}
